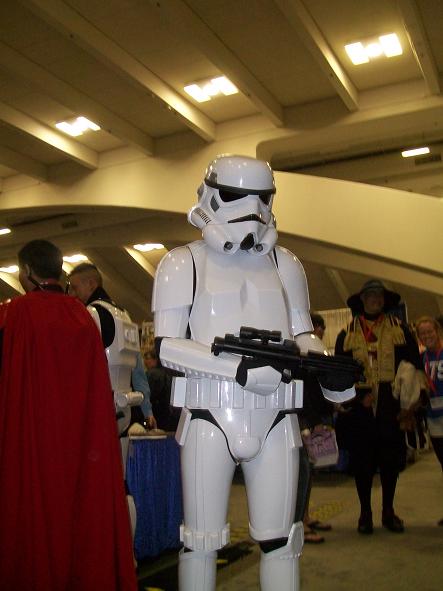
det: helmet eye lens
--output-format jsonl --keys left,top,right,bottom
{"left": 218, "top": 190, "right": 273, "bottom": 205}
{"left": 219, "top": 190, "right": 248, "bottom": 203}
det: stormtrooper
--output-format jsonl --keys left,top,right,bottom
{"left": 87, "top": 300, "right": 144, "bottom": 435}
{"left": 87, "top": 299, "right": 143, "bottom": 537}
{"left": 152, "top": 155, "right": 356, "bottom": 590}
{"left": 68, "top": 262, "right": 145, "bottom": 538}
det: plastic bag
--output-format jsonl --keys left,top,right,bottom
{"left": 302, "top": 428, "right": 339, "bottom": 468}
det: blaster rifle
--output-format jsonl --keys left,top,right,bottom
{"left": 211, "top": 326, "right": 363, "bottom": 390}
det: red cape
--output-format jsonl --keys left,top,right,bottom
{"left": 0, "top": 291, "right": 137, "bottom": 591}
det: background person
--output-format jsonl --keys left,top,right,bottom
{"left": 0, "top": 240, "right": 136, "bottom": 591}
{"left": 68, "top": 263, "right": 156, "bottom": 429}
{"left": 335, "top": 279, "right": 422, "bottom": 534}
{"left": 298, "top": 313, "right": 335, "bottom": 543}
{"left": 68, "top": 262, "right": 156, "bottom": 547}
{"left": 415, "top": 317, "right": 443, "bottom": 471}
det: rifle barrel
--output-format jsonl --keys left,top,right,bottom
{"left": 211, "top": 337, "right": 361, "bottom": 378}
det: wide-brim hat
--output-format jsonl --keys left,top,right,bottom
{"left": 346, "top": 279, "right": 401, "bottom": 314}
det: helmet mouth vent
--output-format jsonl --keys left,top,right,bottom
{"left": 228, "top": 214, "right": 266, "bottom": 224}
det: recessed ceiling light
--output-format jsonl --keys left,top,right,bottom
{"left": 63, "top": 254, "right": 89, "bottom": 263}
{"left": 56, "top": 116, "right": 101, "bottom": 137}
{"left": 345, "top": 42, "right": 369, "bottom": 65}
{"left": 183, "top": 84, "right": 211, "bottom": 103}
{"left": 0, "top": 228, "right": 11, "bottom": 235}
{"left": 401, "top": 147, "right": 430, "bottom": 158}
{"left": 184, "top": 76, "right": 238, "bottom": 102}
{"left": 210, "top": 76, "right": 238, "bottom": 96}
{"left": 133, "top": 243, "right": 164, "bottom": 252}
{"left": 345, "top": 33, "right": 402, "bottom": 65}
{"left": 0, "top": 265, "right": 18, "bottom": 273}
{"left": 379, "top": 33, "right": 403, "bottom": 57}
{"left": 366, "top": 42, "right": 383, "bottom": 59}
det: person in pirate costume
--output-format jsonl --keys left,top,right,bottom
{"left": 335, "top": 279, "right": 422, "bottom": 534}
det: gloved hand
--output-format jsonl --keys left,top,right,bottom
{"left": 236, "top": 357, "right": 283, "bottom": 395}
{"left": 318, "top": 372, "right": 356, "bottom": 392}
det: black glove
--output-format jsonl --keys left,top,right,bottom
{"left": 318, "top": 372, "right": 355, "bottom": 392}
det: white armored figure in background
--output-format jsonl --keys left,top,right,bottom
{"left": 87, "top": 299, "right": 143, "bottom": 539}
{"left": 87, "top": 300, "right": 143, "bottom": 435}
{"left": 152, "top": 155, "right": 356, "bottom": 591}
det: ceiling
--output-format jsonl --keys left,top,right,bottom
{"left": 0, "top": 0, "right": 442, "bottom": 325}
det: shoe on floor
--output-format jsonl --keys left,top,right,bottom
{"left": 357, "top": 513, "right": 373, "bottom": 534}
{"left": 304, "top": 528, "right": 325, "bottom": 544}
{"left": 382, "top": 512, "right": 404, "bottom": 533}
{"left": 307, "top": 519, "right": 332, "bottom": 531}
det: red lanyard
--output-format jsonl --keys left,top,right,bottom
{"left": 424, "top": 349, "right": 442, "bottom": 394}
{"left": 359, "top": 315, "right": 384, "bottom": 343}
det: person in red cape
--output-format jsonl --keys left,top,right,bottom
{"left": 0, "top": 240, "right": 137, "bottom": 591}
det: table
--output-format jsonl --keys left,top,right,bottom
{"left": 126, "top": 436, "right": 183, "bottom": 559}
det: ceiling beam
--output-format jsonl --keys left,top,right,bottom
{"left": 152, "top": 0, "right": 284, "bottom": 126}
{"left": 264, "top": 90, "right": 443, "bottom": 170}
{"left": 274, "top": 0, "right": 358, "bottom": 111}
{"left": 0, "top": 144, "right": 47, "bottom": 181}
{"left": 124, "top": 247, "right": 157, "bottom": 279}
{"left": 0, "top": 40, "right": 154, "bottom": 155}
{"left": 83, "top": 248, "right": 149, "bottom": 320}
{"left": 398, "top": 0, "right": 441, "bottom": 95}
{"left": 0, "top": 101, "right": 98, "bottom": 169}
{"left": 324, "top": 268, "right": 350, "bottom": 305}
{"left": 23, "top": 0, "right": 216, "bottom": 143}
{"left": 0, "top": 272, "right": 24, "bottom": 295}
{"left": 280, "top": 234, "right": 443, "bottom": 298}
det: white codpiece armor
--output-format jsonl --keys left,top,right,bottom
{"left": 152, "top": 155, "right": 355, "bottom": 591}
{"left": 87, "top": 300, "right": 143, "bottom": 435}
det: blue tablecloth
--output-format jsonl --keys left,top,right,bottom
{"left": 126, "top": 436, "right": 183, "bottom": 559}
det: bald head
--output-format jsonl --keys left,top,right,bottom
{"left": 68, "top": 263, "right": 102, "bottom": 304}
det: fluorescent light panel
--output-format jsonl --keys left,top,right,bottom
{"left": 133, "top": 243, "right": 164, "bottom": 252}
{"left": 379, "top": 33, "right": 403, "bottom": 57}
{"left": 56, "top": 116, "right": 101, "bottom": 137}
{"left": 0, "top": 265, "right": 18, "bottom": 273}
{"left": 184, "top": 76, "right": 238, "bottom": 103}
{"left": 63, "top": 254, "right": 89, "bottom": 263}
{"left": 345, "top": 42, "right": 369, "bottom": 65}
{"left": 401, "top": 147, "right": 430, "bottom": 158}
{"left": 345, "top": 33, "right": 402, "bottom": 65}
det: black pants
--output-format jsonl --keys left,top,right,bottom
{"left": 431, "top": 436, "right": 443, "bottom": 470}
{"left": 347, "top": 394, "right": 405, "bottom": 517}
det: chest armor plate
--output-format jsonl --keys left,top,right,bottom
{"left": 188, "top": 244, "right": 291, "bottom": 345}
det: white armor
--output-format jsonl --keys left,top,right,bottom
{"left": 152, "top": 155, "right": 355, "bottom": 591}
{"left": 87, "top": 299, "right": 143, "bottom": 542}
{"left": 88, "top": 299, "right": 143, "bottom": 435}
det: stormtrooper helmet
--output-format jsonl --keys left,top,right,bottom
{"left": 188, "top": 154, "right": 278, "bottom": 255}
